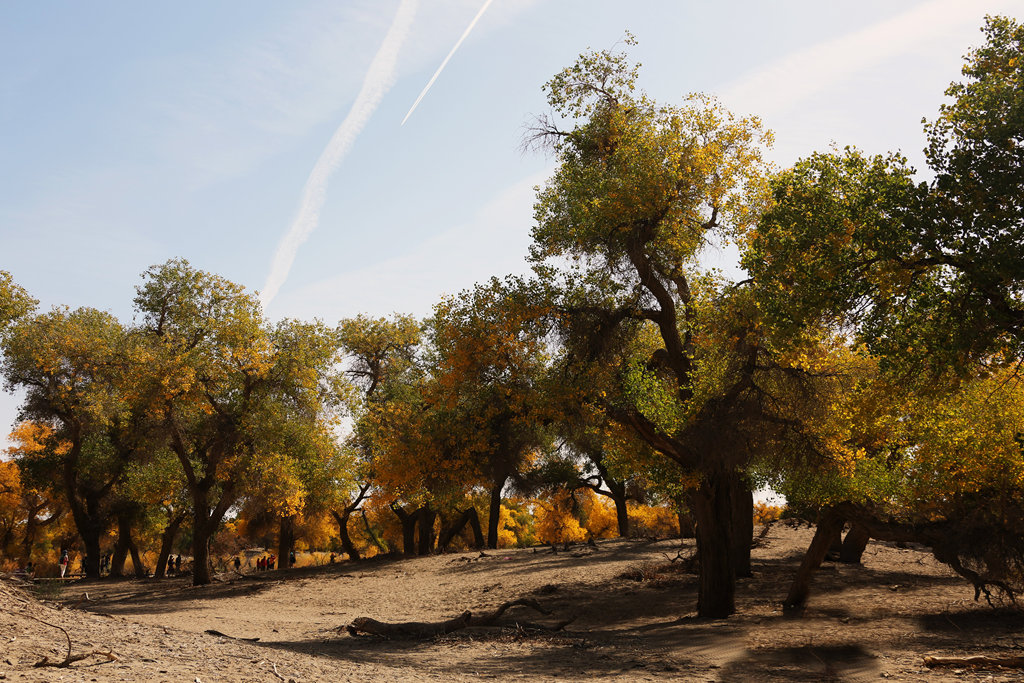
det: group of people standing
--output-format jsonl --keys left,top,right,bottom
{"left": 164, "top": 554, "right": 183, "bottom": 575}
{"left": 255, "top": 554, "right": 276, "bottom": 571}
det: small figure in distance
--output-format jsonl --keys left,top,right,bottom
{"left": 330, "top": 553, "right": 336, "bottom": 564}
{"left": 234, "top": 556, "right": 241, "bottom": 571}
{"left": 59, "top": 549, "right": 69, "bottom": 578}
{"left": 175, "top": 555, "right": 181, "bottom": 573}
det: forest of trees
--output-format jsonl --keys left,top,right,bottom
{"left": 1, "top": 16, "right": 1022, "bottom": 620}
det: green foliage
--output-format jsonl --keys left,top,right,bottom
{"left": 748, "top": 16, "right": 1024, "bottom": 375}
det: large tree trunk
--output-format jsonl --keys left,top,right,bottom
{"left": 731, "top": 480, "right": 753, "bottom": 577}
{"left": 613, "top": 492, "right": 630, "bottom": 538}
{"left": 486, "top": 478, "right": 506, "bottom": 550}
{"left": 192, "top": 513, "right": 214, "bottom": 585}
{"left": 594, "top": 460, "right": 630, "bottom": 537}
{"left": 417, "top": 507, "right": 437, "bottom": 556}
{"left": 278, "top": 515, "right": 296, "bottom": 569}
{"left": 154, "top": 512, "right": 185, "bottom": 579}
{"left": 190, "top": 486, "right": 232, "bottom": 586}
{"left": 438, "top": 507, "right": 485, "bottom": 551}
{"left": 677, "top": 507, "right": 695, "bottom": 538}
{"left": 128, "top": 537, "right": 146, "bottom": 578}
{"left": 839, "top": 523, "right": 871, "bottom": 564}
{"left": 331, "top": 484, "right": 371, "bottom": 561}
{"left": 689, "top": 471, "right": 739, "bottom": 618}
{"left": 110, "top": 538, "right": 128, "bottom": 578}
{"left": 64, "top": 493, "right": 105, "bottom": 579}
{"left": 331, "top": 509, "right": 361, "bottom": 561}
{"left": 391, "top": 504, "right": 419, "bottom": 557}
{"left": 783, "top": 507, "right": 846, "bottom": 610}
{"left": 110, "top": 512, "right": 147, "bottom": 578}
{"left": 78, "top": 525, "right": 102, "bottom": 579}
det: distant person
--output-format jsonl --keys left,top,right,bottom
{"left": 289, "top": 550, "right": 296, "bottom": 567}
{"left": 330, "top": 553, "right": 336, "bottom": 564}
{"left": 174, "top": 555, "right": 181, "bottom": 573}
{"left": 234, "top": 556, "right": 241, "bottom": 571}
{"left": 268, "top": 554, "right": 276, "bottom": 571}
{"left": 59, "top": 550, "right": 69, "bottom": 578}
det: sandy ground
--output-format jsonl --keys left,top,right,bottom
{"left": 3, "top": 523, "right": 1024, "bottom": 682}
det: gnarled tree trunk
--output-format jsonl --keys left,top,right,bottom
{"left": 486, "top": 477, "right": 507, "bottom": 549}
{"left": 784, "top": 507, "right": 846, "bottom": 610}
{"left": 154, "top": 511, "right": 186, "bottom": 579}
{"left": 417, "top": 506, "right": 437, "bottom": 556}
{"left": 332, "top": 509, "right": 360, "bottom": 561}
{"left": 689, "top": 471, "right": 739, "bottom": 618}
{"left": 278, "top": 514, "right": 296, "bottom": 569}
{"left": 839, "top": 523, "right": 871, "bottom": 564}
{"left": 731, "top": 481, "right": 753, "bottom": 577}
{"left": 438, "top": 507, "right": 485, "bottom": 551}
{"left": 110, "top": 511, "right": 146, "bottom": 578}
{"left": 391, "top": 504, "right": 419, "bottom": 557}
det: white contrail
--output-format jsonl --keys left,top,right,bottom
{"left": 262, "top": 0, "right": 418, "bottom": 308}
{"left": 401, "top": 0, "right": 493, "bottom": 126}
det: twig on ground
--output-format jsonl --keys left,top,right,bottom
{"left": 19, "top": 611, "right": 117, "bottom": 668}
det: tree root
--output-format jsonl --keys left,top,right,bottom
{"left": 924, "top": 655, "right": 1024, "bottom": 669}
{"left": 345, "top": 597, "right": 573, "bottom": 639}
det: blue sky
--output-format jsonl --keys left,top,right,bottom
{"left": 2, "top": 0, "right": 1021, "bottom": 443}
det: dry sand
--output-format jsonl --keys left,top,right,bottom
{"left": 3, "top": 523, "right": 1023, "bottom": 681}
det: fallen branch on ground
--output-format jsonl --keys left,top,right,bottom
{"left": 924, "top": 655, "right": 1024, "bottom": 669}
{"left": 345, "top": 597, "right": 573, "bottom": 639}
{"left": 19, "top": 612, "right": 118, "bottom": 668}
{"left": 205, "top": 629, "right": 260, "bottom": 642}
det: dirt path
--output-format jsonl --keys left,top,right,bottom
{"left": 3, "top": 524, "right": 1023, "bottom": 681}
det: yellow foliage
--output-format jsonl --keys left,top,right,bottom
{"left": 534, "top": 490, "right": 588, "bottom": 544}
{"left": 496, "top": 505, "right": 520, "bottom": 548}
{"left": 627, "top": 502, "right": 678, "bottom": 537}
{"left": 753, "top": 502, "right": 785, "bottom": 525}
{"left": 577, "top": 489, "right": 619, "bottom": 539}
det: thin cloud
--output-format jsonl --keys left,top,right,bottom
{"left": 261, "top": 0, "right": 419, "bottom": 308}
{"left": 401, "top": 0, "right": 494, "bottom": 126}
{"left": 719, "top": 0, "right": 1013, "bottom": 118}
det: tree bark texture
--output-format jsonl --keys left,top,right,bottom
{"left": 416, "top": 507, "right": 437, "bottom": 556}
{"left": 487, "top": 478, "right": 506, "bottom": 550}
{"left": 689, "top": 471, "right": 738, "bottom": 618}
{"left": 839, "top": 523, "right": 871, "bottom": 564}
{"left": 332, "top": 510, "right": 361, "bottom": 561}
{"left": 783, "top": 507, "right": 846, "bottom": 610}
{"left": 731, "top": 482, "right": 753, "bottom": 577}
{"left": 438, "top": 507, "right": 485, "bottom": 551}
{"left": 278, "top": 515, "right": 296, "bottom": 569}
{"left": 153, "top": 512, "right": 185, "bottom": 579}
